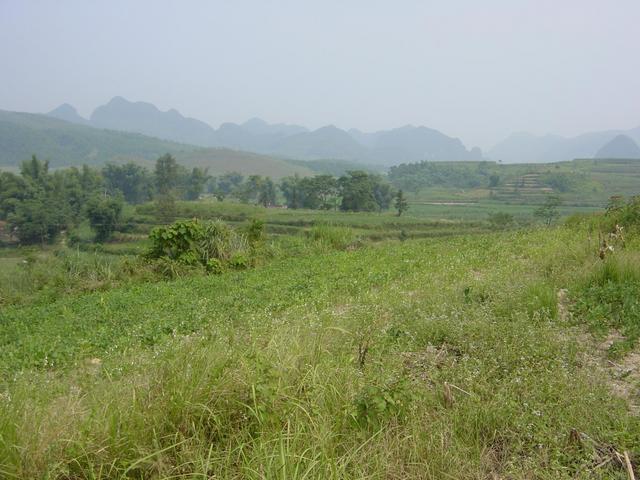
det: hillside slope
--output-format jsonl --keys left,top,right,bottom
{"left": 0, "top": 110, "right": 314, "bottom": 177}
{"left": 489, "top": 128, "right": 640, "bottom": 163}
{"left": 595, "top": 134, "right": 640, "bottom": 159}
{"left": 0, "top": 109, "right": 195, "bottom": 167}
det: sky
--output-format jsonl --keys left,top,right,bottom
{"left": 1, "top": 0, "right": 639, "bottom": 150}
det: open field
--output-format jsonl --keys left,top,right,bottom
{"left": 1, "top": 218, "right": 640, "bottom": 478}
{"left": 398, "top": 159, "right": 640, "bottom": 209}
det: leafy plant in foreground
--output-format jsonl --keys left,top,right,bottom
{"left": 146, "top": 218, "right": 252, "bottom": 274}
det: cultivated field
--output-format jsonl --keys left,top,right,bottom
{"left": 1, "top": 198, "right": 640, "bottom": 478}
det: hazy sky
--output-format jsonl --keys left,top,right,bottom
{"left": 1, "top": 0, "right": 639, "bottom": 150}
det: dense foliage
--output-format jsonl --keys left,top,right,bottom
{"left": 388, "top": 161, "right": 500, "bottom": 192}
{"left": 146, "top": 219, "right": 253, "bottom": 274}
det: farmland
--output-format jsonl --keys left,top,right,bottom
{"left": 1, "top": 195, "right": 640, "bottom": 478}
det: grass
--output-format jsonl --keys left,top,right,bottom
{"left": 1, "top": 224, "right": 640, "bottom": 478}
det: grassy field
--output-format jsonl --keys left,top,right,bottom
{"left": 1, "top": 214, "right": 640, "bottom": 478}
{"left": 403, "top": 158, "right": 640, "bottom": 209}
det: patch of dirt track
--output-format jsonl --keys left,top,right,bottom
{"left": 557, "top": 289, "right": 640, "bottom": 414}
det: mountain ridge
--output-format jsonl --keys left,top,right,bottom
{"left": 489, "top": 128, "right": 640, "bottom": 163}
{"left": 45, "top": 97, "right": 483, "bottom": 165}
{"left": 594, "top": 134, "right": 640, "bottom": 159}
{"left": 0, "top": 109, "right": 314, "bottom": 178}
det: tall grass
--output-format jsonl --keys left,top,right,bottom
{"left": 0, "top": 248, "right": 131, "bottom": 306}
{"left": 308, "top": 223, "right": 359, "bottom": 250}
{"left": 1, "top": 226, "right": 639, "bottom": 478}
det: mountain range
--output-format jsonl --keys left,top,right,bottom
{"left": 46, "top": 97, "right": 483, "bottom": 165}
{"left": 488, "top": 128, "right": 640, "bottom": 163}
{"left": 15, "top": 96, "right": 640, "bottom": 165}
{"left": 0, "top": 109, "right": 315, "bottom": 178}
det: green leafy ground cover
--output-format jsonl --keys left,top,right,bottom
{"left": 1, "top": 222, "right": 639, "bottom": 478}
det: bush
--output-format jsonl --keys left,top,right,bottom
{"left": 603, "top": 195, "right": 640, "bottom": 231}
{"left": 308, "top": 223, "right": 359, "bottom": 250}
{"left": 146, "top": 219, "right": 251, "bottom": 274}
{"left": 487, "top": 212, "right": 514, "bottom": 230}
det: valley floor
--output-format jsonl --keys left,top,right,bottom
{"left": 1, "top": 226, "right": 639, "bottom": 479}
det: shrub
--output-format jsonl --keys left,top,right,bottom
{"left": 354, "top": 379, "right": 415, "bottom": 428}
{"left": 603, "top": 195, "right": 640, "bottom": 231}
{"left": 487, "top": 212, "right": 514, "bottom": 230}
{"left": 244, "top": 218, "right": 266, "bottom": 245}
{"left": 146, "top": 219, "right": 251, "bottom": 274}
{"left": 308, "top": 223, "right": 359, "bottom": 250}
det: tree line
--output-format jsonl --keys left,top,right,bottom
{"left": 0, "top": 154, "right": 409, "bottom": 245}
{"left": 0, "top": 154, "right": 212, "bottom": 245}
{"left": 210, "top": 169, "right": 408, "bottom": 215}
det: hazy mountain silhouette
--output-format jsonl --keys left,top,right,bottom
{"left": 90, "top": 96, "right": 216, "bottom": 146}
{"left": 489, "top": 128, "right": 640, "bottom": 163}
{"left": 594, "top": 134, "right": 640, "bottom": 159}
{"left": 241, "top": 117, "right": 307, "bottom": 137}
{"left": 47, "top": 103, "right": 90, "bottom": 125}
{"left": 1, "top": 109, "right": 194, "bottom": 167}
{"left": 44, "top": 97, "right": 482, "bottom": 165}
{"left": 273, "top": 125, "right": 369, "bottom": 160}
{"left": 364, "top": 125, "right": 482, "bottom": 163}
{"left": 0, "top": 109, "right": 316, "bottom": 177}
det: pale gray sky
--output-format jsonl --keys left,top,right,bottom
{"left": 1, "top": 0, "right": 638, "bottom": 150}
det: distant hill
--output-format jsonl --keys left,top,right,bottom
{"left": 0, "top": 109, "right": 194, "bottom": 168}
{"left": 364, "top": 125, "right": 482, "bottom": 163}
{"left": 594, "top": 134, "right": 640, "bottom": 159}
{"left": 90, "top": 96, "right": 217, "bottom": 146}
{"left": 273, "top": 125, "right": 369, "bottom": 160}
{"left": 45, "top": 97, "right": 482, "bottom": 165}
{"left": 0, "top": 110, "right": 314, "bottom": 178}
{"left": 47, "top": 103, "right": 90, "bottom": 126}
{"left": 241, "top": 117, "right": 307, "bottom": 137}
{"left": 489, "top": 127, "right": 640, "bottom": 163}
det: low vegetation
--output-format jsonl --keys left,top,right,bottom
{"left": 0, "top": 195, "right": 639, "bottom": 478}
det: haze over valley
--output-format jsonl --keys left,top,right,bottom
{"left": 2, "top": 2, "right": 640, "bottom": 479}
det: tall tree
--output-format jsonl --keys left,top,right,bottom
{"left": 154, "top": 154, "right": 179, "bottom": 221}
{"left": 534, "top": 195, "right": 561, "bottom": 226}
{"left": 280, "top": 175, "right": 304, "bottom": 209}
{"left": 338, "top": 171, "right": 378, "bottom": 212}
{"left": 373, "top": 182, "right": 393, "bottom": 212}
{"left": 258, "top": 177, "right": 277, "bottom": 207}
{"left": 103, "top": 162, "right": 153, "bottom": 204}
{"left": 85, "top": 195, "right": 123, "bottom": 242}
{"left": 185, "top": 167, "right": 210, "bottom": 201}
{"left": 394, "top": 189, "right": 409, "bottom": 217}
{"left": 155, "top": 154, "right": 179, "bottom": 196}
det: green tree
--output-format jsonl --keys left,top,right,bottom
{"left": 185, "top": 167, "right": 210, "bottom": 201}
{"left": 258, "top": 177, "right": 277, "bottom": 207}
{"left": 154, "top": 154, "right": 179, "bottom": 221}
{"left": 280, "top": 175, "right": 304, "bottom": 209}
{"left": 0, "top": 172, "right": 28, "bottom": 220}
{"left": 8, "top": 195, "right": 67, "bottom": 245}
{"left": 20, "top": 155, "right": 49, "bottom": 183}
{"left": 212, "top": 172, "right": 244, "bottom": 199}
{"left": 394, "top": 189, "right": 409, "bottom": 216}
{"left": 373, "top": 182, "right": 393, "bottom": 212}
{"left": 85, "top": 196, "right": 124, "bottom": 242}
{"left": 103, "top": 162, "right": 153, "bottom": 204}
{"left": 155, "top": 154, "right": 178, "bottom": 196}
{"left": 338, "top": 171, "right": 380, "bottom": 212}
{"left": 534, "top": 195, "right": 561, "bottom": 226}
